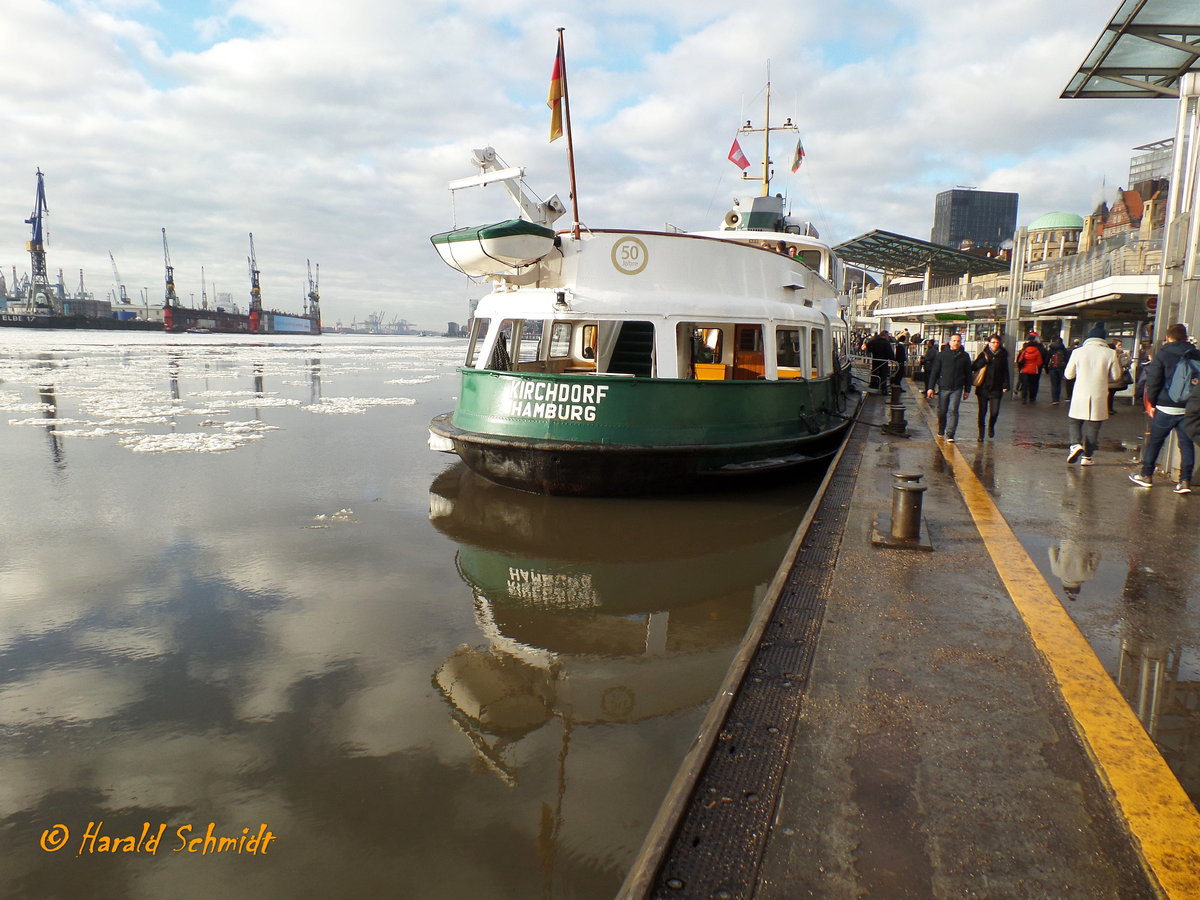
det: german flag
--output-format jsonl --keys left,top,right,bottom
{"left": 547, "top": 37, "right": 565, "bottom": 142}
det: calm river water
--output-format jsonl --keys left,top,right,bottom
{"left": 0, "top": 331, "right": 815, "bottom": 898}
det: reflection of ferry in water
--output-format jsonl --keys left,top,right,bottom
{"left": 428, "top": 464, "right": 809, "bottom": 765}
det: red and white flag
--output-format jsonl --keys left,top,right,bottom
{"left": 727, "top": 138, "right": 749, "bottom": 170}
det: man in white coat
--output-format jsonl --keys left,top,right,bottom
{"left": 1064, "top": 323, "right": 1123, "bottom": 466}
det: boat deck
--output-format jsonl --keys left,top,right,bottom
{"left": 624, "top": 383, "right": 1200, "bottom": 898}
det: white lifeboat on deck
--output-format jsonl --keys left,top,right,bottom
{"left": 430, "top": 218, "right": 558, "bottom": 277}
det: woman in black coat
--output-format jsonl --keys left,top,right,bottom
{"left": 971, "top": 334, "right": 1011, "bottom": 440}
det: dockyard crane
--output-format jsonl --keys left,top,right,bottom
{"left": 247, "top": 233, "right": 262, "bottom": 314}
{"left": 109, "top": 251, "right": 130, "bottom": 304}
{"left": 162, "top": 228, "right": 178, "bottom": 306}
{"left": 306, "top": 258, "right": 320, "bottom": 320}
{"left": 25, "top": 169, "right": 52, "bottom": 310}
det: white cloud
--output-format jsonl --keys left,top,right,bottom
{"left": 0, "top": 0, "right": 1180, "bottom": 328}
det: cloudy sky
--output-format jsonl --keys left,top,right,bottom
{"left": 0, "top": 0, "right": 1179, "bottom": 329}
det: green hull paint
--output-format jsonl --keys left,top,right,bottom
{"left": 452, "top": 369, "right": 848, "bottom": 448}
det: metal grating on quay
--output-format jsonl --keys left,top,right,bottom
{"left": 649, "top": 416, "right": 868, "bottom": 898}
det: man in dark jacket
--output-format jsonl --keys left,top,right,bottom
{"left": 864, "top": 332, "right": 894, "bottom": 394}
{"left": 1129, "top": 323, "right": 1200, "bottom": 494}
{"left": 925, "top": 332, "right": 972, "bottom": 442}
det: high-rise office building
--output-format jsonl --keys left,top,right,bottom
{"left": 931, "top": 188, "right": 1019, "bottom": 249}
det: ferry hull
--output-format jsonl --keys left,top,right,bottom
{"left": 429, "top": 369, "right": 859, "bottom": 495}
{"left": 430, "top": 413, "right": 850, "bottom": 495}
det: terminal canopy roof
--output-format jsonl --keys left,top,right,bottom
{"left": 1062, "top": 0, "right": 1200, "bottom": 99}
{"left": 833, "top": 230, "right": 1010, "bottom": 278}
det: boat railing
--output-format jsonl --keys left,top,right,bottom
{"left": 848, "top": 354, "right": 899, "bottom": 392}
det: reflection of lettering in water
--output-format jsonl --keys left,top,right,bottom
{"left": 507, "top": 382, "right": 610, "bottom": 422}
{"left": 507, "top": 567, "right": 597, "bottom": 608}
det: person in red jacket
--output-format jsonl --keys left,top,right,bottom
{"left": 1016, "top": 339, "right": 1045, "bottom": 404}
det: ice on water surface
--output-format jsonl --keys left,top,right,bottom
{"left": 0, "top": 333, "right": 458, "bottom": 453}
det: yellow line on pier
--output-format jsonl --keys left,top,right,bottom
{"left": 915, "top": 393, "right": 1200, "bottom": 897}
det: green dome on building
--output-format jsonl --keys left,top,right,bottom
{"left": 1027, "top": 211, "right": 1084, "bottom": 231}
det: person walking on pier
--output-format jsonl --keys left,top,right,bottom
{"left": 1128, "top": 323, "right": 1200, "bottom": 494}
{"left": 1046, "top": 336, "right": 1068, "bottom": 405}
{"left": 971, "top": 334, "right": 1010, "bottom": 440}
{"left": 1016, "top": 338, "right": 1044, "bottom": 403}
{"left": 864, "top": 331, "right": 894, "bottom": 394}
{"left": 926, "top": 332, "right": 972, "bottom": 442}
{"left": 1065, "top": 323, "right": 1123, "bottom": 467}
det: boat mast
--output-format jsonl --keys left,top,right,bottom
{"left": 551, "top": 28, "right": 581, "bottom": 240}
{"left": 736, "top": 76, "right": 797, "bottom": 198}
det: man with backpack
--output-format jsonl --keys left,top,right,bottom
{"left": 1129, "top": 323, "right": 1200, "bottom": 494}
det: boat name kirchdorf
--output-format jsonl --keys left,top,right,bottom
{"left": 506, "top": 380, "right": 609, "bottom": 422}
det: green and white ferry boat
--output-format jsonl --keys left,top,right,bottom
{"left": 428, "top": 136, "right": 859, "bottom": 496}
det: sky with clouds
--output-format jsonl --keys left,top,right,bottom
{"left": 0, "top": 0, "right": 1180, "bottom": 329}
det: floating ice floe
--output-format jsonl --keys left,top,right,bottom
{"left": 52, "top": 427, "right": 145, "bottom": 439}
{"left": 309, "top": 507, "right": 357, "bottom": 528}
{"left": 384, "top": 376, "right": 440, "bottom": 385}
{"left": 223, "top": 397, "right": 301, "bottom": 408}
{"left": 306, "top": 397, "right": 417, "bottom": 414}
{"left": 8, "top": 416, "right": 89, "bottom": 427}
{"left": 118, "top": 432, "right": 266, "bottom": 453}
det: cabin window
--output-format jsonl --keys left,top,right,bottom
{"left": 811, "top": 329, "right": 826, "bottom": 377}
{"left": 549, "top": 322, "right": 572, "bottom": 357}
{"left": 514, "top": 319, "right": 543, "bottom": 364}
{"left": 692, "top": 327, "right": 723, "bottom": 363}
{"left": 581, "top": 324, "right": 598, "bottom": 360}
{"left": 466, "top": 318, "right": 491, "bottom": 367}
{"left": 776, "top": 328, "right": 803, "bottom": 368}
{"left": 678, "top": 324, "right": 728, "bottom": 379}
{"left": 488, "top": 320, "right": 515, "bottom": 370}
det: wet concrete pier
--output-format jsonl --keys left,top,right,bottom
{"left": 624, "top": 384, "right": 1200, "bottom": 898}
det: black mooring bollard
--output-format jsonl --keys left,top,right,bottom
{"left": 889, "top": 383, "right": 903, "bottom": 405}
{"left": 891, "top": 472, "right": 927, "bottom": 542}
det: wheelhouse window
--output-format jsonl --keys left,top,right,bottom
{"left": 514, "top": 319, "right": 544, "bottom": 365}
{"left": 810, "top": 328, "right": 826, "bottom": 377}
{"left": 549, "top": 322, "right": 572, "bottom": 358}
{"left": 487, "top": 320, "right": 515, "bottom": 370}
{"left": 466, "top": 317, "right": 491, "bottom": 367}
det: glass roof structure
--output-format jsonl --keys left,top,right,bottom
{"left": 833, "top": 230, "right": 1010, "bottom": 278}
{"left": 1062, "top": 0, "right": 1200, "bottom": 99}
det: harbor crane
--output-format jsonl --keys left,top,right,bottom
{"left": 109, "top": 251, "right": 130, "bottom": 304}
{"left": 306, "top": 258, "right": 320, "bottom": 320}
{"left": 247, "top": 233, "right": 262, "bottom": 314}
{"left": 25, "top": 168, "right": 52, "bottom": 310}
{"left": 162, "top": 228, "right": 178, "bottom": 306}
